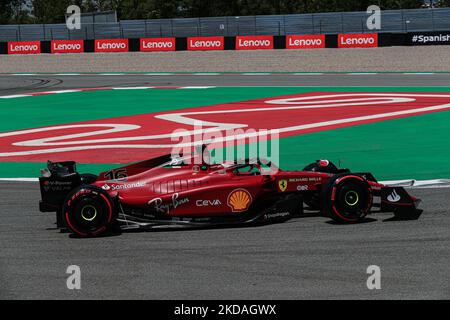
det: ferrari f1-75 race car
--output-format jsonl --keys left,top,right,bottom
{"left": 39, "top": 148, "right": 422, "bottom": 237}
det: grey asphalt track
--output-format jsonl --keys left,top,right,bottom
{"left": 0, "top": 74, "right": 449, "bottom": 299}
{"left": 0, "top": 182, "right": 449, "bottom": 299}
{"left": 1, "top": 73, "right": 450, "bottom": 96}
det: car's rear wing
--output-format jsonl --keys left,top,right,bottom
{"left": 39, "top": 161, "right": 82, "bottom": 213}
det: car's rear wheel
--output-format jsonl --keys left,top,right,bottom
{"left": 63, "top": 185, "right": 115, "bottom": 237}
{"left": 322, "top": 174, "right": 372, "bottom": 223}
{"left": 303, "top": 160, "right": 339, "bottom": 210}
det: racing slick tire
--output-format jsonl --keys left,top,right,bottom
{"left": 62, "top": 185, "right": 115, "bottom": 237}
{"left": 321, "top": 173, "right": 372, "bottom": 223}
{"left": 303, "top": 160, "right": 340, "bottom": 210}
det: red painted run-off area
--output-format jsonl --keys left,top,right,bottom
{"left": 1, "top": 92, "right": 450, "bottom": 163}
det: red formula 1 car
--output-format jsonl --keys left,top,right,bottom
{"left": 39, "top": 148, "right": 422, "bottom": 237}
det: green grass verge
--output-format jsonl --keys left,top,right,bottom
{"left": 1, "top": 87, "right": 450, "bottom": 180}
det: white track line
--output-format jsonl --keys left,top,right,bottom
{"left": 2, "top": 85, "right": 450, "bottom": 99}
{"left": 0, "top": 94, "right": 31, "bottom": 99}
{"left": 35, "top": 90, "right": 81, "bottom": 94}
{"left": 112, "top": 87, "right": 153, "bottom": 90}
{"left": 241, "top": 73, "right": 272, "bottom": 75}
{"left": 179, "top": 86, "right": 216, "bottom": 89}
{"left": 0, "top": 86, "right": 217, "bottom": 99}
{"left": 293, "top": 73, "right": 324, "bottom": 75}
{"left": 381, "top": 179, "right": 450, "bottom": 188}
{"left": 192, "top": 73, "right": 222, "bottom": 76}
{"left": 347, "top": 72, "right": 379, "bottom": 75}
{"left": 402, "top": 72, "right": 436, "bottom": 75}
{"left": 143, "top": 73, "right": 174, "bottom": 75}
{"left": 0, "top": 178, "right": 39, "bottom": 182}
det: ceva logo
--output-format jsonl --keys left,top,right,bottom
{"left": 286, "top": 35, "right": 325, "bottom": 49}
{"left": 8, "top": 41, "right": 41, "bottom": 54}
{"left": 188, "top": 36, "right": 224, "bottom": 51}
{"left": 51, "top": 40, "right": 84, "bottom": 54}
{"left": 95, "top": 39, "right": 129, "bottom": 52}
{"left": 338, "top": 33, "right": 378, "bottom": 48}
{"left": 236, "top": 36, "right": 274, "bottom": 50}
{"left": 140, "top": 38, "right": 176, "bottom": 52}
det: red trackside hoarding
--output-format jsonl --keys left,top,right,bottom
{"left": 51, "top": 40, "right": 84, "bottom": 54}
{"left": 235, "top": 35, "right": 274, "bottom": 50}
{"left": 8, "top": 41, "right": 41, "bottom": 54}
{"left": 95, "top": 39, "right": 129, "bottom": 53}
{"left": 286, "top": 35, "right": 326, "bottom": 49}
{"left": 187, "top": 36, "right": 224, "bottom": 51}
{"left": 338, "top": 33, "right": 378, "bottom": 48}
{"left": 140, "top": 38, "right": 176, "bottom": 52}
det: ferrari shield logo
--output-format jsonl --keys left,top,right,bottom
{"left": 278, "top": 180, "right": 288, "bottom": 192}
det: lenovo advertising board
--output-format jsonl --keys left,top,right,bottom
{"left": 187, "top": 36, "right": 224, "bottom": 51}
{"left": 8, "top": 41, "right": 41, "bottom": 54}
{"left": 51, "top": 40, "right": 84, "bottom": 54}
{"left": 286, "top": 35, "right": 326, "bottom": 49}
{"left": 236, "top": 35, "right": 274, "bottom": 50}
{"left": 140, "top": 38, "right": 176, "bottom": 51}
{"left": 338, "top": 33, "right": 378, "bottom": 48}
{"left": 95, "top": 39, "right": 129, "bottom": 53}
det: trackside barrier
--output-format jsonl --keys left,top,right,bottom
{"left": 187, "top": 36, "right": 224, "bottom": 51}
{"left": 1, "top": 32, "right": 449, "bottom": 55}
{"left": 286, "top": 35, "right": 326, "bottom": 49}
{"left": 235, "top": 35, "right": 274, "bottom": 50}
{"left": 94, "top": 39, "right": 129, "bottom": 52}
{"left": 140, "top": 37, "right": 176, "bottom": 52}
{"left": 337, "top": 33, "right": 378, "bottom": 48}
{"left": 406, "top": 31, "right": 450, "bottom": 45}
{"left": 51, "top": 40, "right": 84, "bottom": 54}
{"left": 7, "top": 41, "right": 41, "bottom": 54}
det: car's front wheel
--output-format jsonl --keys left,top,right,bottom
{"left": 322, "top": 174, "right": 372, "bottom": 223}
{"left": 63, "top": 185, "right": 115, "bottom": 237}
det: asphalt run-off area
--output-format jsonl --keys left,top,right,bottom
{"left": 0, "top": 73, "right": 449, "bottom": 299}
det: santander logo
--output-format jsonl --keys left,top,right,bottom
{"left": 188, "top": 37, "right": 224, "bottom": 51}
{"left": 8, "top": 41, "right": 41, "bottom": 54}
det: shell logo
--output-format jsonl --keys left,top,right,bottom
{"left": 227, "top": 189, "right": 252, "bottom": 212}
